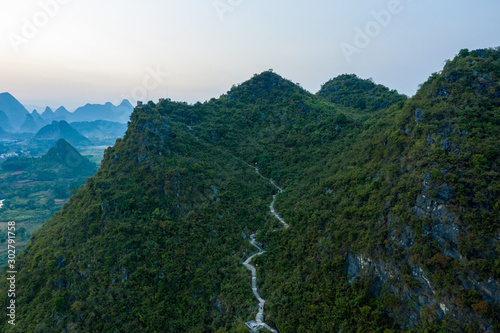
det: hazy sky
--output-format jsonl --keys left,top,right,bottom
{"left": 1, "top": 0, "right": 499, "bottom": 111}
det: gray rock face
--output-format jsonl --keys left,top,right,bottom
{"left": 428, "top": 223, "right": 462, "bottom": 259}
{"left": 431, "top": 223, "right": 459, "bottom": 244}
{"left": 413, "top": 174, "right": 456, "bottom": 223}
{"left": 211, "top": 186, "right": 219, "bottom": 195}
{"left": 458, "top": 274, "right": 500, "bottom": 305}
{"left": 415, "top": 109, "right": 424, "bottom": 123}
{"left": 344, "top": 253, "right": 439, "bottom": 327}
{"left": 414, "top": 195, "right": 456, "bottom": 223}
{"left": 436, "top": 185, "right": 454, "bottom": 204}
{"left": 441, "top": 138, "right": 452, "bottom": 152}
{"left": 345, "top": 253, "right": 392, "bottom": 287}
{"left": 345, "top": 250, "right": 498, "bottom": 329}
{"left": 477, "top": 278, "right": 500, "bottom": 304}
{"left": 413, "top": 174, "right": 461, "bottom": 258}
{"left": 437, "top": 87, "right": 450, "bottom": 97}
{"left": 389, "top": 224, "right": 415, "bottom": 249}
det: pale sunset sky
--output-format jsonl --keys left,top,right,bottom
{"left": 1, "top": 0, "right": 499, "bottom": 110}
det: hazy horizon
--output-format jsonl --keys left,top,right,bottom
{"left": 1, "top": 0, "right": 499, "bottom": 110}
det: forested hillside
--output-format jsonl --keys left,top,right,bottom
{"left": 0, "top": 48, "right": 499, "bottom": 332}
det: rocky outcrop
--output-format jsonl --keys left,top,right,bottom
{"left": 344, "top": 252, "right": 497, "bottom": 330}
{"left": 344, "top": 253, "right": 437, "bottom": 327}
{"left": 415, "top": 109, "right": 424, "bottom": 123}
{"left": 440, "top": 138, "right": 452, "bottom": 152}
{"left": 413, "top": 173, "right": 457, "bottom": 223}
{"left": 424, "top": 223, "right": 462, "bottom": 259}
{"left": 412, "top": 173, "right": 462, "bottom": 259}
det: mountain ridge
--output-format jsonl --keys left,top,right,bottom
{"left": 0, "top": 48, "right": 498, "bottom": 332}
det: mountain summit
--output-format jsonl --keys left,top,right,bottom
{"left": 317, "top": 74, "right": 407, "bottom": 112}
{"left": 226, "top": 70, "right": 310, "bottom": 103}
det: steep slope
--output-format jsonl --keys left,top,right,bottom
{"left": 253, "top": 49, "right": 500, "bottom": 331}
{"left": 317, "top": 74, "right": 407, "bottom": 114}
{"left": 0, "top": 71, "right": 385, "bottom": 332}
{"left": 33, "top": 121, "right": 92, "bottom": 146}
{"left": 0, "top": 103, "right": 276, "bottom": 332}
{"left": 0, "top": 111, "right": 15, "bottom": 132}
{"left": 0, "top": 93, "right": 29, "bottom": 129}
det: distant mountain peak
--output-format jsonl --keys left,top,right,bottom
{"left": 0, "top": 92, "right": 29, "bottom": 129}
{"left": 55, "top": 106, "right": 69, "bottom": 113}
{"left": 40, "top": 138, "right": 97, "bottom": 175}
{"left": 41, "top": 107, "right": 55, "bottom": 121}
{"left": 118, "top": 99, "right": 133, "bottom": 108}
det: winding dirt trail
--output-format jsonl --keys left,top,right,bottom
{"left": 243, "top": 235, "right": 278, "bottom": 333}
{"left": 243, "top": 168, "right": 288, "bottom": 332}
{"left": 182, "top": 126, "right": 286, "bottom": 331}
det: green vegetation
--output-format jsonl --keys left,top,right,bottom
{"left": 0, "top": 48, "right": 499, "bottom": 332}
{"left": 0, "top": 140, "right": 97, "bottom": 267}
